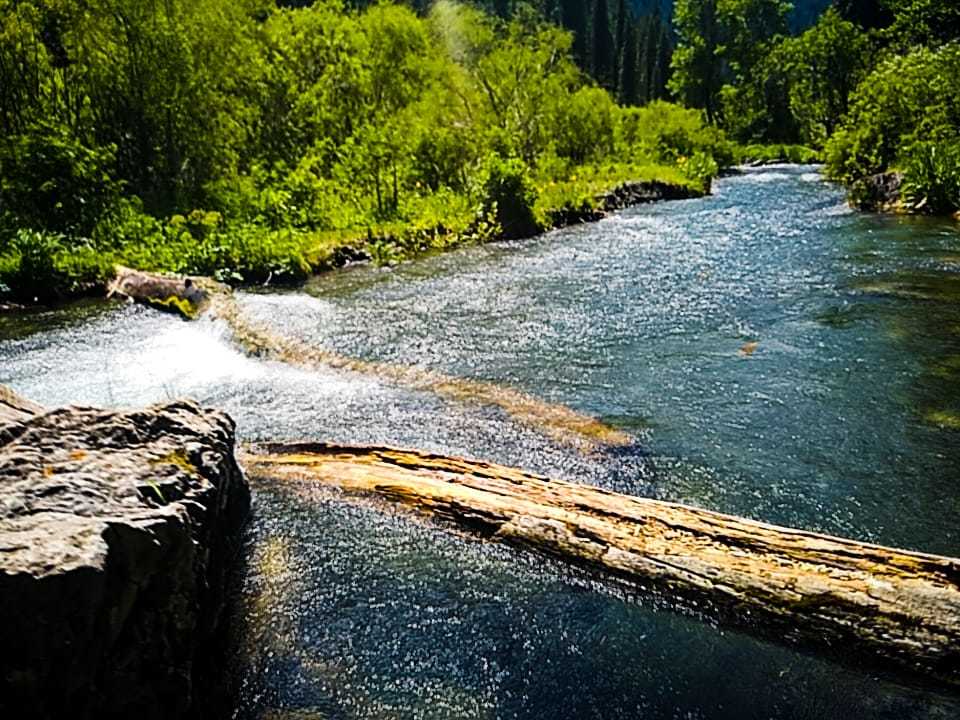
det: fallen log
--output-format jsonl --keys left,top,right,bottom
{"left": 107, "top": 265, "right": 229, "bottom": 319}
{"left": 244, "top": 442, "right": 960, "bottom": 689}
{"left": 107, "top": 266, "right": 632, "bottom": 452}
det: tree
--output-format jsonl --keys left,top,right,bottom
{"left": 560, "top": 0, "right": 589, "bottom": 63}
{"left": 614, "top": 0, "right": 629, "bottom": 84}
{"left": 782, "top": 8, "right": 874, "bottom": 144}
{"left": 834, "top": 0, "right": 894, "bottom": 30}
{"left": 886, "top": 0, "right": 960, "bottom": 47}
{"left": 669, "top": 0, "right": 723, "bottom": 120}
{"left": 669, "top": 0, "right": 790, "bottom": 123}
{"left": 591, "top": 0, "right": 616, "bottom": 87}
{"left": 618, "top": 22, "right": 640, "bottom": 103}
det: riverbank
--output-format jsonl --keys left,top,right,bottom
{"left": 0, "top": 165, "right": 705, "bottom": 309}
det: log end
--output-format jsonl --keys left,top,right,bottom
{"left": 107, "top": 265, "right": 230, "bottom": 320}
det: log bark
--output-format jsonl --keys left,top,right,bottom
{"left": 107, "top": 265, "right": 228, "bottom": 319}
{"left": 244, "top": 442, "right": 960, "bottom": 689}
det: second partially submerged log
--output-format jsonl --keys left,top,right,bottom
{"left": 244, "top": 443, "right": 960, "bottom": 689}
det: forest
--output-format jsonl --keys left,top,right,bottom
{"left": 0, "top": 0, "right": 957, "bottom": 301}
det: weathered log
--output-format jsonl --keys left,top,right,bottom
{"left": 244, "top": 442, "right": 960, "bottom": 689}
{"left": 0, "top": 384, "right": 43, "bottom": 426}
{"left": 107, "top": 265, "right": 229, "bottom": 319}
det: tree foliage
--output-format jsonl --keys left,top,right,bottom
{"left": 0, "top": 0, "right": 727, "bottom": 298}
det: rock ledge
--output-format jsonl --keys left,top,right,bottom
{"left": 0, "top": 389, "right": 250, "bottom": 719}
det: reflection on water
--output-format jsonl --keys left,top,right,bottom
{"left": 2, "top": 165, "right": 960, "bottom": 718}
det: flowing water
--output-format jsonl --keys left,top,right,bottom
{"left": 3, "top": 165, "right": 960, "bottom": 718}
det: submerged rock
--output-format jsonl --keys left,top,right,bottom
{"left": 0, "top": 389, "right": 250, "bottom": 719}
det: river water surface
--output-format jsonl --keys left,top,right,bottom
{"left": 3, "top": 166, "right": 960, "bottom": 718}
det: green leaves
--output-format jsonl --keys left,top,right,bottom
{"left": 824, "top": 43, "right": 960, "bottom": 193}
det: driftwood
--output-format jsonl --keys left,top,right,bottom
{"left": 0, "top": 385, "right": 43, "bottom": 426}
{"left": 244, "top": 442, "right": 960, "bottom": 689}
{"left": 107, "top": 265, "right": 228, "bottom": 319}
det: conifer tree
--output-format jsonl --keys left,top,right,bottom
{"left": 619, "top": 22, "right": 640, "bottom": 104}
{"left": 591, "top": 0, "right": 616, "bottom": 88}
{"left": 614, "top": 0, "right": 629, "bottom": 85}
{"left": 561, "top": 0, "right": 589, "bottom": 65}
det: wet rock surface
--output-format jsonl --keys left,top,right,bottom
{"left": 599, "top": 180, "right": 704, "bottom": 211}
{"left": 0, "top": 390, "right": 250, "bottom": 719}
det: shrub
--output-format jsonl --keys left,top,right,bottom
{"left": 480, "top": 155, "right": 542, "bottom": 239}
{"left": 618, "top": 102, "right": 735, "bottom": 169}
{"left": 0, "top": 229, "right": 66, "bottom": 301}
{"left": 0, "top": 125, "right": 121, "bottom": 237}
{"left": 900, "top": 140, "right": 960, "bottom": 214}
{"left": 825, "top": 44, "right": 960, "bottom": 184}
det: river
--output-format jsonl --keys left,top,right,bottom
{"left": 2, "top": 165, "right": 960, "bottom": 718}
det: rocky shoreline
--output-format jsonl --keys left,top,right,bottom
{"left": 0, "top": 388, "right": 250, "bottom": 719}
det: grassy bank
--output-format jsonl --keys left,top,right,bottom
{"left": 0, "top": 159, "right": 705, "bottom": 303}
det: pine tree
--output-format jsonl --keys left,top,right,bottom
{"left": 652, "top": 11, "right": 672, "bottom": 100}
{"left": 618, "top": 22, "right": 640, "bottom": 104}
{"left": 614, "top": 0, "right": 629, "bottom": 85}
{"left": 561, "top": 0, "right": 589, "bottom": 65}
{"left": 591, "top": 0, "right": 616, "bottom": 88}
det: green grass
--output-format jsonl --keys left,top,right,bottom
{"left": 735, "top": 144, "right": 822, "bottom": 165}
{"left": 1, "top": 163, "right": 700, "bottom": 302}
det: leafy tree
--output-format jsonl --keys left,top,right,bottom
{"left": 834, "top": 0, "right": 894, "bottom": 30}
{"left": 669, "top": 0, "right": 723, "bottom": 120}
{"left": 885, "top": 0, "right": 960, "bottom": 47}
{"left": 781, "top": 8, "right": 874, "bottom": 144}
{"left": 825, "top": 43, "right": 960, "bottom": 184}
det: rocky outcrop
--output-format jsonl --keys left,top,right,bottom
{"left": 599, "top": 180, "right": 705, "bottom": 211}
{"left": 0, "top": 390, "right": 250, "bottom": 720}
{"left": 850, "top": 171, "right": 904, "bottom": 212}
{"left": 247, "top": 443, "right": 960, "bottom": 690}
{"left": 548, "top": 180, "right": 705, "bottom": 228}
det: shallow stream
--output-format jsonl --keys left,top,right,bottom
{"left": 3, "top": 166, "right": 960, "bottom": 718}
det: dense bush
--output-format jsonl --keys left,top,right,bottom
{"left": 0, "top": 0, "right": 731, "bottom": 298}
{"left": 481, "top": 156, "right": 542, "bottom": 240}
{"left": 0, "top": 127, "right": 122, "bottom": 237}
{"left": 618, "top": 101, "right": 735, "bottom": 168}
{"left": 900, "top": 140, "right": 960, "bottom": 215}
{"left": 824, "top": 44, "right": 960, "bottom": 190}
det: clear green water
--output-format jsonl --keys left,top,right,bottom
{"left": 2, "top": 166, "right": 960, "bottom": 718}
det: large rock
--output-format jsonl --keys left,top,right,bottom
{"left": 850, "top": 171, "right": 904, "bottom": 212}
{"left": 0, "top": 390, "right": 250, "bottom": 719}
